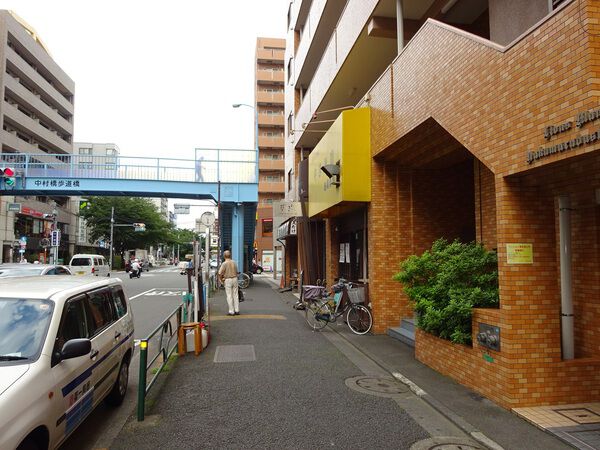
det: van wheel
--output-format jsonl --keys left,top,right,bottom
{"left": 17, "top": 436, "right": 43, "bottom": 450}
{"left": 105, "top": 356, "right": 129, "bottom": 406}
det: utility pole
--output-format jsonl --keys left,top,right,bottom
{"left": 109, "top": 206, "right": 115, "bottom": 274}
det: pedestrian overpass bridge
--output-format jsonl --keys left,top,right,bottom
{"left": 0, "top": 150, "right": 258, "bottom": 268}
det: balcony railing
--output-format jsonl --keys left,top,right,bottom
{"left": 258, "top": 158, "right": 285, "bottom": 171}
{"left": 256, "top": 70, "right": 285, "bottom": 84}
{"left": 258, "top": 181, "right": 285, "bottom": 193}
{"left": 256, "top": 91, "right": 284, "bottom": 105}
{"left": 257, "top": 48, "right": 285, "bottom": 63}
{"left": 258, "top": 114, "right": 285, "bottom": 126}
{"left": 258, "top": 136, "right": 284, "bottom": 148}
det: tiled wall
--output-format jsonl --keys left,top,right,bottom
{"left": 365, "top": 1, "right": 600, "bottom": 406}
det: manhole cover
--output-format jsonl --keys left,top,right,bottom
{"left": 345, "top": 376, "right": 409, "bottom": 398}
{"left": 410, "top": 437, "right": 484, "bottom": 450}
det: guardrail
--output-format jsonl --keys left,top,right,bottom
{"left": 137, "top": 304, "right": 182, "bottom": 421}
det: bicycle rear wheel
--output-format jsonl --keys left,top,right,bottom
{"left": 305, "top": 301, "right": 330, "bottom": 331}
{"left": 346, "top": 304, "right": 372, "bottom": 335}
{"left": 238, "top": 272, "right": 251, "bottom": 289}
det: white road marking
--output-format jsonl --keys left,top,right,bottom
{"left": 129, "top": 289, "right": 156, "bottom": 300}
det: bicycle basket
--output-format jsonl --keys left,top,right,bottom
{"left": 347, "top": 286, "right": 366, "bottom": 304}
{"left": 302, "top": 285, "right": 326, "bottom": 301}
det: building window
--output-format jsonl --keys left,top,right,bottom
{"left": 552, "top": 0, "right": 567, "bottom": 9}
{"left": 262, "top": 219, "right": 273, "bottom": 236}
{"left": 106, "top": 148, "right": 117, "bottom": 156}
{"left": 79, "top": 148, "right": 92, "bottom": 155}
{"left": 288, "top": 169, "right": 293, "bottom": 191}
{"left": 287, "top": 113, "right": 293, "bottom": 136}
{"left": 287, "top": 58, "right": 293, "bottom": 83}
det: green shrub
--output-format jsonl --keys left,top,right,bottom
{"left": 393, "top": 239, "right": 499, "bottom": 345}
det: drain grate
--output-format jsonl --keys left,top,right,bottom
{"left": 410, "top": 437, "right": 485, "bottom": 450}
{"left": 345, "top": 376, "right": 409, "bottom": 398}
{"left": 213, "top": 345, "right": 256, "bottom": 363}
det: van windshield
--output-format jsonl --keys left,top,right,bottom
{"left": 0, "top": 298, "right": 54, "bottom": 364}
{"left": 71, "top": 258, "right": 91, "bottom": 266}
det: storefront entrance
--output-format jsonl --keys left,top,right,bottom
{"left": 336, "top": 208, "right": 367, "bottom": 282}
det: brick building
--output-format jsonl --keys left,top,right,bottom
{"left": 254, "top": 37, "right": 285, "bottom": 272}
{"left": 285, "top": 0, "right": 599, "bottom": 408}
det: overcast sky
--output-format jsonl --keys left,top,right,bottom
{"left": 1, "top": 0, "right": 288, "bottom": 228}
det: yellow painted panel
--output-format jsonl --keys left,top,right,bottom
{"left": 308, "top": 108, "right": 371, "bottom": 217}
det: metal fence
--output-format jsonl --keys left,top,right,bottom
{"left": 137, "top": 304, "right": 182, "bottom": 421}
{"left": 0, "top": 150, "right": 258, "bottom": 184}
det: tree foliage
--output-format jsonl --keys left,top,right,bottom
{"left": 393, "top": 239, "right": 499, "bottom": 345}
{"left": 80, "top": 197, "right": 173, "bottom": 254}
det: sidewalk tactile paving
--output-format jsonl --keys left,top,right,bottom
{"left": 213, "top": 344, "right": 256, "bottom": 363}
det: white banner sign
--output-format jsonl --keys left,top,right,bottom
{"left": 174, "top": 204, "right": 190, "bottom": 214}
{"left": 273, "top": 201, "right": 302, "bottom": 218}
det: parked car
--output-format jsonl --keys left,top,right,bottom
{"left": 0, "top": 276, "right": 134, "bottom": 450}
{"left": 251, "top": 263, "right": 263, "bottom": 274}
{"left": 0, "top": 264, "right": 72, "bottom": 278}
{"left": 69, "top": 254, "right": 110, "bottom": 276}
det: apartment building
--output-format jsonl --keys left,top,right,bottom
{"left": 255, "top": 37, "right": 285, "bottom": 271}
{"left": 0, "top": 10, "right": 76, "bottom": 263}
{"left": 284, "top": 0, "right": 598, "bottom": 409}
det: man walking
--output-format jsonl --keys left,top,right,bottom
{"left": 218, "top": 250, "right": 239, "bottom": 316}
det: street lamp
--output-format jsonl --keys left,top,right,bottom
{"left": 232, "top": 103, "right": 259, "bottom": 182}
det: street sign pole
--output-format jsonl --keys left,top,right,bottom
{"left": 109, "top": 207, "right": 114, "bottom": 274}
{"left": 193, "top": 240, "right": 200, "bottom": 322}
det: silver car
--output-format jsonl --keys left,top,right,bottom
{"left": 0, "top": 264, "right": 72, "bottom": 278}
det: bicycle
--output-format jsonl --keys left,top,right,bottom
{"left": 238, "top": 272, "right": 251, "bottom": 289}
{"left": 304, "top": 279, "right": 372, "bottom": 335}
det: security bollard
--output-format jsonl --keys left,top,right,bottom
{"left": 137, "top": 340, "right": 148, "bottom": 421}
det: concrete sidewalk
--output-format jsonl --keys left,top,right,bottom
{"left": 259, "top": 275, "right": 572, "bottom": 450}
{"left": 111, "top": 276, "right": 571, "bottom": 450}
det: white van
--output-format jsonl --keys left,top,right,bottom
{"left": 0, "top": 276, "right": 134, "bottom": 450}
{"left": 69, "top": 254, "right": 110, "bottom": 276}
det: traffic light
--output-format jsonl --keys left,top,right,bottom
{"left": 0, "top": 167, "right": 16, "bottom": 187}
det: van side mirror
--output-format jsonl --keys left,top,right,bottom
{"left": 61, "top": 338, "right": 91, "bottom": 361}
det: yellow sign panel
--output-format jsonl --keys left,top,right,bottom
{"left": 506, "top": 243, "right": 533, "bottom": 264}
{"left": 308, "top": 108, "right": 371, "bottom": 217}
